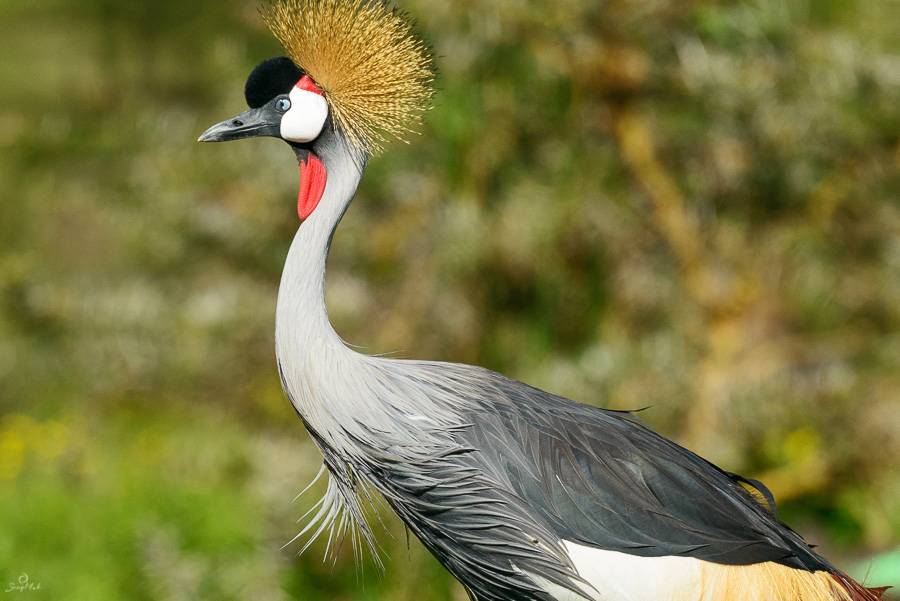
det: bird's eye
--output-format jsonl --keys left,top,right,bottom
{"left": 275, "top": 97, "right": 291, "bottom": 112}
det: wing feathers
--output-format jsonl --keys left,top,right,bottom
{"left": 450, "top": 368, "right": 832, "bottom": 571}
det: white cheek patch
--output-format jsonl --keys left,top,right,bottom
{"left": 280, "top": 87, "right": 328, "bottom": 143}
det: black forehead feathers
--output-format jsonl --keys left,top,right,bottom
{"left": 244, "top": 57, "right": 304, "bottom": 108}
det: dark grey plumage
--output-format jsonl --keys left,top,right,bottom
{"left": 295, "top": 362, "right": 838, "bottom": 601}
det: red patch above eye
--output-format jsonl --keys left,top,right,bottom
{"left": 295, "top": 75, "right": 324, "bottom": 96}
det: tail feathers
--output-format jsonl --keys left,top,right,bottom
{"left": 830, "top": 570, "right": 890, "bottom": 601}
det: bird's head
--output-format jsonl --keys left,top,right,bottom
{"left": 199, "top": 56, "right": 328, "bottom": 148}
{"left": 199, "top": 0, "right": 434, "bottom": 220}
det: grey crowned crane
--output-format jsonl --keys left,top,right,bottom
{"left": 199, "top": 1, "right": 888, "bottom": 600}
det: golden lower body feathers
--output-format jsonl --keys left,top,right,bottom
{"left": 528, "top": 543, "right": 887, "bottom": 601}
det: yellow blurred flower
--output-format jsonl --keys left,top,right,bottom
{"left": 0, "top": 427, "right": 25, "bottom": 480}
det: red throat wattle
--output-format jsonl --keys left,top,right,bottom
{"left": 297, "top": 153, "right": 327, "bottom": 220}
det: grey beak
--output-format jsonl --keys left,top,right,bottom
{"left": 198, "top": 105, "right": 282, "bottom": 142}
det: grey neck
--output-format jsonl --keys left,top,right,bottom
{"left": 275, "top": 130, "right": 367, "bottom": 377}
{"left": 271, "top": 132, "right": 474, "bottom": 556}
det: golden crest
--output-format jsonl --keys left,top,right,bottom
{"left": 264, "top": 0, "right": 435, "bottom": 154}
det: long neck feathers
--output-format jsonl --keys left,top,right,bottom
{"left": 274, "top": 128, "right": 366, "bottom": 417}
{"left": 272, "top": 125, "right": 472, "bottom": 564}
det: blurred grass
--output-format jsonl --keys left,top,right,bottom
{"left": 1, "top": 0, "right": 899, "bottom": 598}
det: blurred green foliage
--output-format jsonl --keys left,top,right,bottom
{"left": 1, "top": 0, "right": 899, "bottom": 598}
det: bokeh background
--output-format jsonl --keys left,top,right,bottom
{"left": 2, "top": 0, "right": 899, "bottom": 598}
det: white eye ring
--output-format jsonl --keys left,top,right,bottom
{"left": 280, "top": 87, "right": 328, "bottom": 143}
{"left": 275, "top": 97, "right": 291, "bottom": 112}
